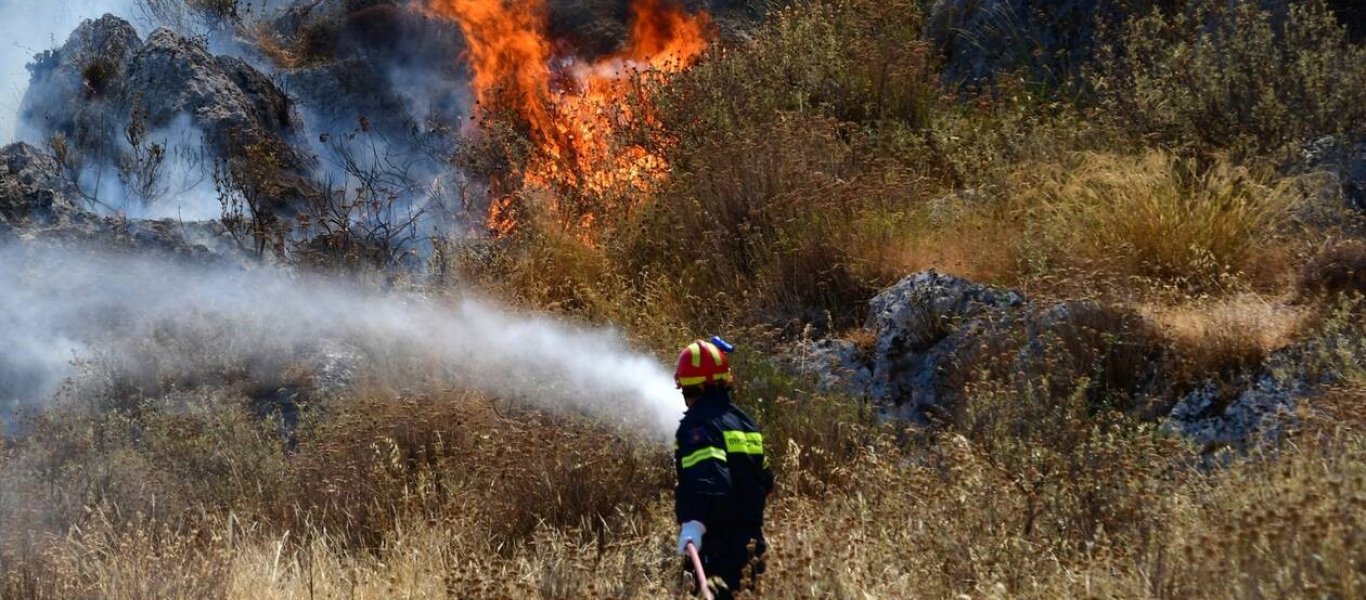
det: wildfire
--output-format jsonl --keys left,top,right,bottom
{"left": 426, "top": 0, "right": 711, "bottom": 235}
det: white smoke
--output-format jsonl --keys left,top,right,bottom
{"left": 0, "top": 243, "right": 684, "bottom": 438}
{"left": 0, "top": 0, "right": 142, "bottom": 144}
{"left": 67, "top": 114, "right": 222, "bottom": 220}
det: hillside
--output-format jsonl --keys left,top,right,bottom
{"left": 1, "top": 0, "right": 1364, "bottom": 598}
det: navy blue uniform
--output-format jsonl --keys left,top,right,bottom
{"left": 675, "top": 388, "right": 773, "bottom": 597}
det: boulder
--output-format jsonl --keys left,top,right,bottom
{"left": 797, "top": 271, "right": 1029, "bottom": 421}
{"left": 865, "top": 271, "right": 1025, "bottom": 420}
{"left": 0, "top": 143, "right": 90, "bottom": 231}
{"left": 0, "top": 142, "right": 239, "bottom": 261}
{"left": 1164, "top": 375, "right": 1302, "bottom": 452}
{"left": 1159, "top": 332, "right": 1354, "bottom": 452}
{"left": 796, "top": 338, "right": 872, "bottom": 398}
{"left": 801, "top": 269, "right": 1331, "bottom": 451}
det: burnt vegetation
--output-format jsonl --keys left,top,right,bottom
{"left": 2, "top": 0, "right": 1366, "bottom": 598}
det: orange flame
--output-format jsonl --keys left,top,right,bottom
{"left": 426, "top": 0, "right": 711, "bottom": 236}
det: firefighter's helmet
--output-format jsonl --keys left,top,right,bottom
{"left": 674, "top": 340, "right": 731, "bottom": 389}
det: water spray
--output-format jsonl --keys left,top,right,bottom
{"left": 0, "top": 244, "right": 684, "bottom": 438}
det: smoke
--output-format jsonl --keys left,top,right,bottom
{"left": 68, "top": 114, "right": 223, "bottom": 220}
{"left": 0, "top": 0, "right": 142, "bottom": 144}
{"left": 0, "top": 243, "right": 684, "bottom": 439}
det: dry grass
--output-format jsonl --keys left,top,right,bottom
{"left": 872, "top": 190, "right": 1027, "bottom": 287}
{"left": 1144, "top": 293, "right": 1308, "bottom": 386}
{"left": 1016, "top": 151, "right": 1294, "bottom": 291}
{"left": 3, "top": 303, "right": 1363, "bottom": 599}
{"left": 4, "top": 390, "right": 1364, "bottom": 599}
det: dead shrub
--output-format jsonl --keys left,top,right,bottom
{"left": 946, "top": 302, "right": 1167, "bottom": 425}
{"left": 621, "top": 116, "right": 912, "bottom": 330}
{"left": 959, "top": 376, "right": 1185, "bottom": 556}
{"left": 471, "top": 409, "right": 670, "bottom": 550}
{"left": 1298, "top": 239, "right": 1366, "bottom": 300}
{"left": 1019, "top": 151, "right": 1293, "bottom": 290}
{"left": 271, "top": 391, "right": 670, "bottom": 553}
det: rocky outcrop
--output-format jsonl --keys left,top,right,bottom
{"left": 270, "top": 0, "right": 466, "bottom": 137}
{"left": 864, "top": 271, "right": 1026, "bottom": 421}
{"left": 0, "top": 143, "right": 89, "bottom": 232}
{"left": 20, "top": 15, "right": 314, "bottom": 213}
{"left": 802, "top": 270, "right": 1330, "bottom": 449}
{"left": 127, "top": 29, "right": 297, "bottom": 154}
{"left": 16, "top": 16, "right": 144, "bottom": 138}
{"left": 0, "top": 142, "right": 239, "bottom": 260}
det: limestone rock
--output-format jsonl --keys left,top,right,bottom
{"left": 0, "top": 143, "right": 89, "bottom": 231}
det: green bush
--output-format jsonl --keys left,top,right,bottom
{"left": 1094, "top": 0, "right": 1366, "bottom": 160}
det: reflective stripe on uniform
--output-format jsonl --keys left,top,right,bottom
{"left": 722, "top": 430, "right": 763, "bottom": 455}
{"left": 680, "top": 446, "right": 727, "bottom": 468}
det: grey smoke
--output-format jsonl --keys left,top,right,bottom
{"left": 0, "top": 243, "right": 684, "bottom": 438}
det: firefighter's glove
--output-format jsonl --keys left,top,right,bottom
{"left": 677, "top": 520, "right": 706, "bottom": 555}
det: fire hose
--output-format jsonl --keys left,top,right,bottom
{"left": 686, "top": 541, "right": 715, "bottom": 600}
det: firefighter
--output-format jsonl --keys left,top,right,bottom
{"left": 674, "top": 339, "right": 773, "bottom": 599}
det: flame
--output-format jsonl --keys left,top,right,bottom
{"left": 426, "top": 0, "right": 711, "bottom": 236}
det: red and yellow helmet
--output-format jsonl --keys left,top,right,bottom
{"left": 674, "top": 340, "right": 731, "bottom": 388}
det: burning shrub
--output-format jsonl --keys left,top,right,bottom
{"left": 428, "top": 0, "right": 713, "bottom": 240}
